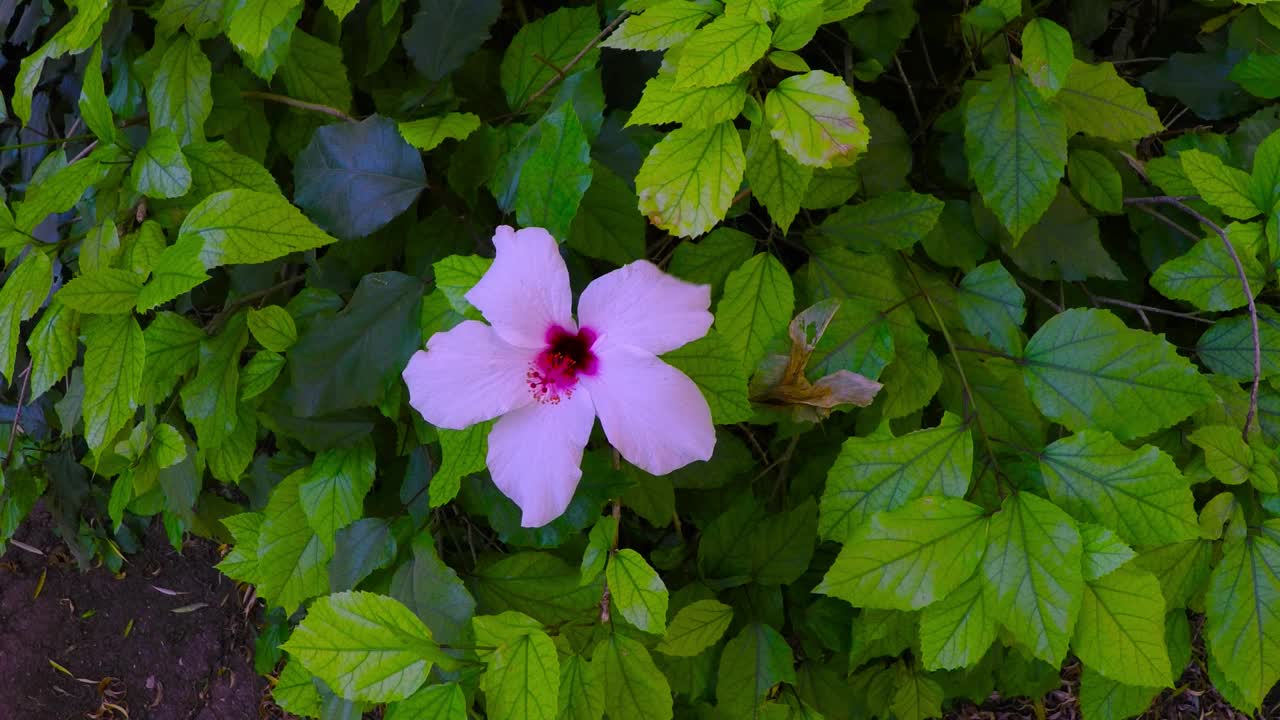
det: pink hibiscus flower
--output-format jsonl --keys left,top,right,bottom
{"left": 403, "top": 226, "right": 716, "bottom": 527}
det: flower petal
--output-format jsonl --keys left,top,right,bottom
{"left": 487, "top": 388, "right": 596, "bottom": 527}
{"left": 466, "top": 226, "right": 574, "bottom": 349}
{"left": 580, "top": 342, "right": 715, "bottom": 475}
{"left": 577, "top": 260, "right": 713, "bottom": 355}
{"left": 403, "top": 320, "right": 533, "bottom": 430}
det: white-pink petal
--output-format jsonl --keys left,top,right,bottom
{"left": 487, "top": 388, "right": 596, "bottom": 528}
{"left": 580, "top": 341, "right": 715, "bottom": 475}
{"left": 465, "top": 226, "right": 574, "bottom": 349}
{"left": 402, "top": 320, "right": 533, "bottom": 430}
{"left": 577, "top": 260, "right": 713, "bottom": 355}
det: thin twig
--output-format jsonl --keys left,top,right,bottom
{"left": 903, "top": 260, "right": 1004, "bottom": 483}
{"left": 1128, "top": 202, "right": 1200, "bottom": 244}
{"left": 202, "top": 275, "right": 307, "bottom": 333}
{"left": 916, "top": 27, "right": 938, "bottom": 84}
{"left": 1088, "top": 295, "right": 1214, "bottom": 324}
{"left": 1015, "top": 277, "right": 1064, "bottom": 313}
{"left": 1126, "top": 195, "right": 1261, "bottom": 439}
{"left": 514, "top": 10, "right": 631, "bottom": 115}
{"left": 0, "top": 133, "right": 97, "bottom": 152}
{"left": 69, "top": 139, "right": 98, "bottom": 164}
{"left": 893, "top": 54, "right": 923, "bottom": 130}
{"left": 240, "top": 91, "right": 357, "bottom": 123}
{"left": 1, "top": 362, "right": 34, "bottom": 475}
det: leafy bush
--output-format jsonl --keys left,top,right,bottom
{"left": 4, "top": 0, "right": 1280, "bottom": 717}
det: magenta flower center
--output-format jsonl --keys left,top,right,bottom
{"left": 527, "top": 325, "right": 598, "bottom": 404}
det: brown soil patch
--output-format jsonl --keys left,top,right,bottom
{"left": 0, "top": 506, "right": 266, "bottom": 720}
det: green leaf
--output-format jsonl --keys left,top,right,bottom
{"left": 957, "top": 260, "right": 1026, "bottom": 354}
{"left": 919, "top": 574, "right": 997, "bottom": 670}
{"left": 817, "top": 496, "right": 988, "bottom": 610}
{"left": 745, "top": 123, "right": 812, "bottom": 233}
{"left": 14, "top": 0, "right": 112, "bottom": 125}
{"left": 1080, "top": 523, "right": 1136, "bottom": 582}
{"left": 178, "top": 189, "right": 339, "bottom": 268}
{"left": 147, "top": 34, "right": 212, "bottom": 145}
{"left": 1022, "top": 308, "right": 1212, "bottom": 440}
{"left": 1000, "top": 185, "right": 1124, "bottom": 281}
{"left": 891, "top": 664, "right": 944, "bottom": 720}
{"left": 981, "top": 492, "right": 1083, "bottom": 665}
{"left": 1204, "top": 520, "right": 1280, "bottom": 712}
{"left": 819, "top": 412, "right": 972, "bottom": 543}
{"left": 483, "top": 627, "right": 560, "bottom": 720}
{"left": 579, "top": 514, "right": 617, "bottom": 585}
{"left": 79, "top": 43, "right": 114, "bottom": 142}
{"left": 15, "top": 145, "right": 120, "bottom": 232}
{"left": 501, "top": 6, "right": 600, "bottom": 111}
{"left": 1077, "top": 669, "right": 1160, "bottom": 720}
{"left": 764, "top": 70, "right": 869, "bottom": 168}
{"left": 964, "top": 69, "right": 1067, "bottom": 241}
{"left": 636, "top": 122, "right": 746, "bottom": 238}
{"left": 567, "top": 164, "right": 645, "bottom": 267}
{"left": 1051, "top": 60, "right": 1163, "bottom": 141}
{"left": 1250, "top": 130, "right": 1280, "bottom": 214}
{"left": 206, "top": 402, "right": 256, "bottom": 484}
{"left": 558, "top": 655, "right": 604, "bottom": 720}
{"left": 0, "top": 251, "right": 53, "bottom": 382}
{"left": 132, "top": 127, "right": 192, "bottom": 199}
{"left": 403, "top": 0, "right": 501, "bottom": 82}
{"left": 183, "top": 141, "right": 281, "bottom": 200}
{"left": 516, "top": 103, "right": 593, "bottom": 242}
{"left": 1151, "top": 228, "right": 1265, "bottom": 313}
{"left": 151, "top": 423, "right": 188, "bottom": 469}
{"left": 300, "top": 439, "right": 376, "bottom": 551}
{"left": 662, "top": 331, "right": 753, "bottom": 424}
{"left": 669, "top": 228, "right": 756, "bottom": 294}
{"left": 55, "top": 269, "right": 142, "bottom": 315}
{"left": 390, "top": 535, "right": 476, "bottom": 645}
{"left": 1197, "top": 307, "right": 1280, "bottom": 381}
{"left": 628, "top": 72, "right": 748, "bottom": 130}
{"left": 433, "top": 423, "right": 489, "bottom": 508}
{"left": 247, "top": 306, "right": 298, "bottom": 352}
{"left": 180, "top": 312, "right": 248, "bottom": 448}
{"left": 1039, "top": 431, "right": 1199, "bottom": 547}
{"left": 716, "top": 623, "right": 796, "bottom": 719}
{"left": 399, "top": 113, "right": 482, "bottom": 152}
{"left": 81, "top": 314, "right": 146, "bottom": 452}
{"left": 1179, "top": 149, "right": 1261, "bottom": 219}
{"left": 81, "top": 221, "right": 120, "bottom": 275}
{"left": 240, "top": 350, "right": 285, "bottom": 400}
{"left": 280, "top": 30, "right": 352, "bottom": 111}
{"left": 295, "top": 115, "right": 427, "bottom": 241}
{"left": 227, "top": 0, "right": 302, "bottom": 57}
{"left": 216, "top": 512, "right": 265, "bottom": 584}
{"left": 1067, "top": 149, "right": 1123, "bottom": 213}
{"left": 136, "top": 238, "right": 209, "bottom": 312}
{"left": 715, "top": 253, "right": 794, "bottom": 375}
{"left": 1135, "top": 540, "right": 1213, "bottom": 612}
{"left": 1189, "top": 424, "right": 1253, "bottom": 487}
{"left": 1074, "top": 564, "right": 1171, "bottom": 686}
{"left": 1021, "top": 18, "right": 1072, "bottom": 98}
{"left": 386, "top": 682, "right": 467, "bottom": 720}
{"left": 26, "top": 302, "right": 79, "bottom": 400}
{"left": 656, "top": 599, "right": 734, "bottom": 657}
{"left": 289, "top": 272, "right": 423, "bottom": 416}
{"left": 603, "top": 0, "right": 714, "bottom": 50}
{"left": 282, "top": 590, "right": 446, "bottom": 703}
{"left": 273, "top": 658, "right": 323, "bottom": 719}
{"left": 674, "top": 15, "right": 772, "bottom": 89}
{"left": 606, "top": 549, "right": 668, "bottom": 635}
{"left": 1230, "top": 52, "right": 1280, "bottom": 100}
{"left": 752, "top": 499, "right": 817, "bottom": 585}
{"left": 815, "top": 191, "right": 943, "bottom": 252}
{"left": 324, "top": 0, "right": 357, "bottom": 20}
{"left": 142, "top": 311, "right": 203, "bottom": 400}
{"left": 594, "top": 634, "right": 672, "bottom": 720}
